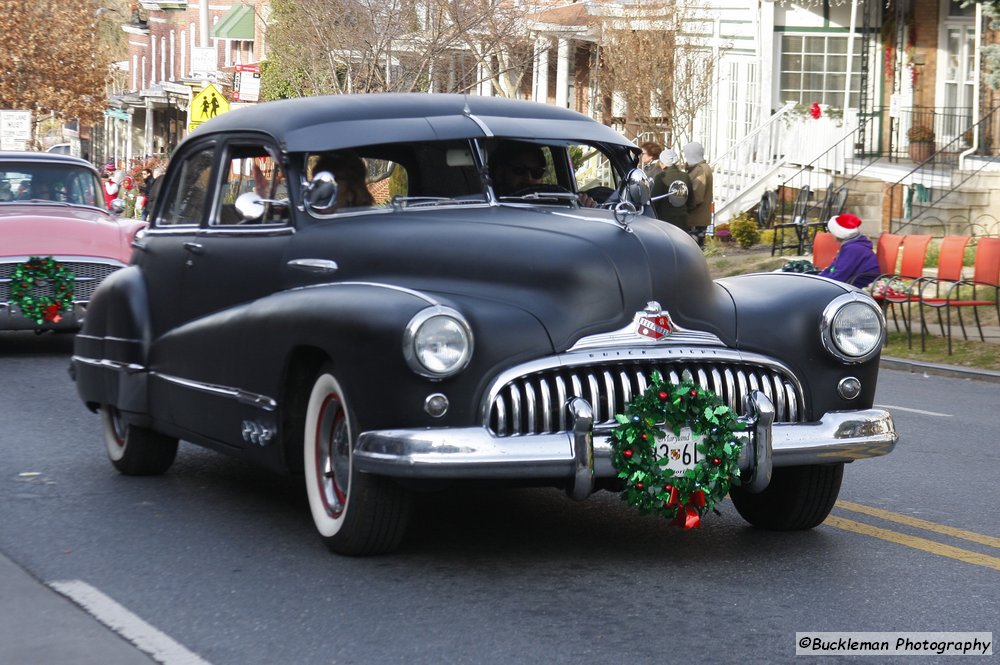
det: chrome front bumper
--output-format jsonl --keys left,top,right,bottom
{"left": 354, "top": 390, "right": 898, "bottom": 498}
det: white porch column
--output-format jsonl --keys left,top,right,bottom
{"left": 104, "top": 115, "right": 112, "bottom": 165}
{"left": 555, "top": 37, "right": 570, "bottom": 108}
{"left": 145, "top": 98, "right": 155, "bottom": 159}
{"left": 126, "top": 109, "right": 134, "bottom": 165}
{"left": 534, "top": 38, "right": 550, "bottom": 103}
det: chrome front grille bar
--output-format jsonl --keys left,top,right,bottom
{"left": 485, "top": 350, "right": 804, "bottom": 437}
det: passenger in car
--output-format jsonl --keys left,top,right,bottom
{"left": 312, "top": 151, "right": 374, "bottom": 211}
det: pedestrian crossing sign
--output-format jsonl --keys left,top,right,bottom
{"left": 188, "top": 83, "right": 231, "bottom": 131}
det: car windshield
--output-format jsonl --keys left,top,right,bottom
{"left": 0, "top": 161, "right": 102, "bottom": 207}
{"left": 302, "top": 138, "right": 621, "bottom": 213}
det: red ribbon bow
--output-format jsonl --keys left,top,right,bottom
{"left": 42, "top": 303, "right": 63, "bottom": 323}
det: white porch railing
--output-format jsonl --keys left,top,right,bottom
{"left": 711, "top": 105, "right": 858, "bottom": 224}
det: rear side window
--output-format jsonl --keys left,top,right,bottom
{"left": 158, "top": 148, "right": 215, "bottom": 227}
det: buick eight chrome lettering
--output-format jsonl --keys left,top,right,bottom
{"left": 71, "top": 94, "right": 897, "bottom": 555}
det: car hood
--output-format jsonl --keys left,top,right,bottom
{"left": 290, "top": 206, "right": 737, "bottom": 351}
{"left": 0, "top": 204, "right": 139, "bottom": 263}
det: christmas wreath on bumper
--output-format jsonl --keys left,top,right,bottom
{"left": 10, "top": 256, "right": 75, "bottom": 326}
{"left": 609, "top": 370, "right": 747, "bottom": 529}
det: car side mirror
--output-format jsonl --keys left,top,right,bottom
{"left": 234, "top": 191, "right": 266, "bottom": 221}
{"left": 620, "top": 168, "right": 651, "bottom": 209}
{"left": 110, "top": 199, "right": 126, "bottom": 215}
{"left": 304, "top": 171, "right": 339, "bottom": 214}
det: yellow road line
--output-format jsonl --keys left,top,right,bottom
{"left": 836, "top": 500, "right": 1000, "bottom": 549}
{"left": 825, "top": 516, "right": 1000, "bottom": 572}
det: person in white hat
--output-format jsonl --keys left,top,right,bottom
{"left": 681, "top": 141, "right": 713, "bottom": 247}
{"left": 817, "top": 212, "right": 880, "bottom": 287}
{"left": 650, "top": 149, "right": 692, "bottom": 232}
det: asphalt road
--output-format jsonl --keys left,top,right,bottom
{"left": 1, "top": 331, "right": 997, "bottom": 665}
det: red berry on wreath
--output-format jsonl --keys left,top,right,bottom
{"left": 658, "top": 391, "right": 668, "bottom": 401}
{"left": 636, "top": 482, "right": 644, "bottom": 490}
{"left": 712, "top": 457, "right": 721, "bottom": 465}
{"left": 623, "top": 449, "right": 633, "bottom": 459}
{"left": 689, "top": 389, "right": 698, "bottom": 397}
{"left": 640, "top": 432, "right": 648, "bottom": 441}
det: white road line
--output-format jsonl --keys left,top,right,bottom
{"left": 48, "top": 580, "right": 211, "bottom": 665}
{"left": 875, "top": 404, "right": 953, "bottom": 417}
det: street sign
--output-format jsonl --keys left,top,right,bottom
{"left": 232, "top": 64, "right": 261, "bottom": 103}
{"left": 188, "top": 83, "right": 231, "bottom": 132}
{"left": 190, "top": 47, "right": 218, "bottom": 78}
{"left": 1, "top": 110, "right": 32, "bottom": 151}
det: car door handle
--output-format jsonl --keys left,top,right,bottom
{"left": 287, "top": 259, "right": 339, "bottom": 275}
{"left": 183, "top": 242, "right": 205, "bottom": 255}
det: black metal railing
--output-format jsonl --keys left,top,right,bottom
{"left": 888, "top": 104, "right": 1000, "bottom": 236}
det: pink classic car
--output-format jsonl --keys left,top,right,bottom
{"left": 0, "top": 152, "right": 145, "bottom": 331}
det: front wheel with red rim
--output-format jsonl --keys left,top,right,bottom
{"left": 302, "top": 368, "right": 411, "bottom": 556}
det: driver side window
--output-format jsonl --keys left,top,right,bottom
{"left": 216, "top": 147, "right": 289, "bottom": 226}
{"left": 159, "top": 147, "right": 215, "bottom": 227}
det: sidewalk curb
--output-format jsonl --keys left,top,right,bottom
{"left": 880, "top": 356, "right": 1000, "bottom": 383}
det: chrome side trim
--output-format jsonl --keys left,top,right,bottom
{"left": 71, "top": 355, "right": 145, "bottom": 373}
{"left": 198, "top": 226, "right": 296, "bottom": 237}
{"left": 151, "top": 372, "right": 277, "bottom": 411}
{"left": 289, "top": 280, "right": 439, "bottom": 305}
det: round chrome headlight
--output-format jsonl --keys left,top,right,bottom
{"left": 403, "top": 306, "right": 473, "bottom": 379}
{"left": 821, "top": 293, "right": 885, "bottom": 363}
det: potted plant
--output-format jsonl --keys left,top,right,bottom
{"left": 906, "top": 125, "right": 935, "bottom": 162}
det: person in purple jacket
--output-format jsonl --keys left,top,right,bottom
{"left": 819, "top": 213, "right": 880, "bottom": 287}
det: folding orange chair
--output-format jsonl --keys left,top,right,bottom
{"left": 869, "top": 234, "right": 932, "bottom": 333}
{"left": 910, "top": 236, "right": 971, "bottom": 350}
{"left": 811, "top": 232, "right": 839, "bottom": 270}
{"left": 920, "top": 237, "right": 1000, "bottom": 354}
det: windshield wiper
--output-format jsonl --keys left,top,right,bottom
{"left": 390, "top": 196, "right": 485, "bottom": 209}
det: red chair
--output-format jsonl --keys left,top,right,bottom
{"left": 869, "top": 234, "right": 932, "bottom": 333}
{"left": 910, "top": 236, "right": 971, "bottom": 350}
{"left": 811, "top": 232, "right": 839, "bottom": 270}
{"left": 875, "top": 233, "right": 904, "bottom": 275}
{"left": 918, "top": 237, "right": 1000, "bottom": 354}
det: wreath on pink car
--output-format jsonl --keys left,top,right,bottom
{"left": 10, "top": 256, "right": 75, "bottom": 325}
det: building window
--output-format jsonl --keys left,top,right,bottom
{"left": 778, "top": 34, "right": 861, "bottom": 109}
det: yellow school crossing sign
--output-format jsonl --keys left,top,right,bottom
{"left": 188, "top": 83, "right": 231, "bottom": 131}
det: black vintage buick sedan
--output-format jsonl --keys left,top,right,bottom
{"left": 71, "top": 94, "right": 897, "bottom": 555}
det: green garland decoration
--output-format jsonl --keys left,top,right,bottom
{"left": 9, "top": 256, "right": 75, "bottom": 326}
{"left": 608, "top": 370, "right": 748, "bottom": 528}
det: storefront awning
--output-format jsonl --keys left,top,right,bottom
{"left": 213, "top": 4, "right": 254, "bottom": 41}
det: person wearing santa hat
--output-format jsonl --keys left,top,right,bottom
{"left": 818, "top": 212, "right": 880, "bottom": 287}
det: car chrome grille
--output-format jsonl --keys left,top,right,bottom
{"left": 486, "top": 359, "right": 803, "bottom": 437}
{"left": 0, "top": 260, "right": 122, "bottom": 303}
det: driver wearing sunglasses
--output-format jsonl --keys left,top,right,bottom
{"left": 489, "top": 141, "right": 547, "bottom": 196}
{"left": 489, "top": 140, "right": 599, "bottom": 207}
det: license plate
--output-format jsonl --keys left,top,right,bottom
{"left": 652, "top": 426, "right": 702, "bottom": 475}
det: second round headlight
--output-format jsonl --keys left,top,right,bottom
{"left": 403, "top": 307, "right": 473, "bottom": 379}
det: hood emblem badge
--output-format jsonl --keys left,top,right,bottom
{"left": 635, "top": 301, "right": 673, "bottom": 340}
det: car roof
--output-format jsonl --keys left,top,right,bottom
{"left": 188, "top": 93, "right": 635, "bottom": 153}
{"left": 0, "top": 151, "right": 98, "bottom": 171}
